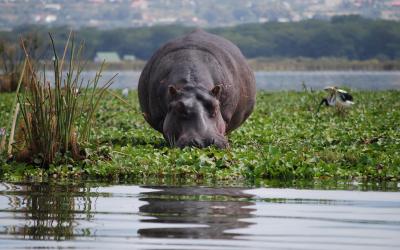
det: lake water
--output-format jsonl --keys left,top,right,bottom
{"left": 77, "top": 71, "right": 400, "bottom": 91}
{"left": 1, "top": 181, "right": 399, "bottom": 249}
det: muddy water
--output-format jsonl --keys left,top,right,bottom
{"left": 0, "top": 182, "right": 399, "bottom": 249}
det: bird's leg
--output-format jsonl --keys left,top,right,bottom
{"left": 317, "top": 98, "right": 328, "bottom": 113}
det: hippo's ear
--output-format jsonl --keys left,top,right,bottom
{"left": 210, "top": 85, "right": 222, "bottom": 99}
{"left": 168, "top": 85, "right": 178, "bottom": 98}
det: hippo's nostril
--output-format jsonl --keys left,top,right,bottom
{"left": 210, "top": 136, "right": 229, "bottom": 149}
{"left": 202, "top": 137, "right": 228, "bottom": 149}
{"left": 177, "top": 137, "right": 203, "bottom": 148}
{"left": 216, "top": 140, "right": 229, "bottom": 149}
{"left": 191, "top": 138, "right": 204, "bottom": 148}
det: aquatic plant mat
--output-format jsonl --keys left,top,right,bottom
{"left": 0, "top": 90, "right": 399, "bottom": 181}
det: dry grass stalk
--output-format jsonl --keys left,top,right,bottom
{"left": 7, "top": 103, "right": 20, "bottom": 155}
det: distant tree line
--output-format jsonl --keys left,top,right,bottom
{"left": 1, "top": 15, "right": 400, "bottom": 61}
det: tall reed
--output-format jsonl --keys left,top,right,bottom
{"left": 16, "top": 33, "right": 116, "bottom": 166}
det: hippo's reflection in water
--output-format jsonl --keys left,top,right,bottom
{"left": 138, "top": 186, "right": 256, "bottom": 239}
{"left": 1, "top": 183, "right": 255, "bottom": 241}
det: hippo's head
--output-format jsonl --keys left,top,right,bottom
{"left": 163, "top": 84, "right": 229, "bottom": 149}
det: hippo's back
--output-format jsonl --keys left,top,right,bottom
{"left": 139, "top": 30, "right": 256, "bottom": 133}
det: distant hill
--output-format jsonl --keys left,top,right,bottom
{"left": 1, "top": 16, "right": 400, "bottom": 61}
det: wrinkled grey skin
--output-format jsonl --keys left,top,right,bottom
{"left": 138, "top": 30, "right": 256, "bottom": 148}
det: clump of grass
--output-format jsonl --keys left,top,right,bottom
{"left": 14, "top": 33, "right": 116, "bottom": 166}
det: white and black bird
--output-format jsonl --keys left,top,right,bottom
{"left": 318, "top": 86, "right": 354, "bottom": 112}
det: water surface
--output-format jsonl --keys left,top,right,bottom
{"left": 75, "top": 70, "right": 400, "bottom": 90}
{"left": 0, "top": 181, "right": 399, "bottom": 249}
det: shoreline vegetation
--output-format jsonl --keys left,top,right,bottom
{"left": 75, "top": 57, "right": 400, "bottom": 71}
{"left": 1, "top": 90, "right": 399, "bottom": 182}
{"left": 247, "top": 57, "right": 400, "bottom": 71}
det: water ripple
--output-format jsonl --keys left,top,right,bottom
{"left": 0, "top": 182, "right": 399, "bottom": 249}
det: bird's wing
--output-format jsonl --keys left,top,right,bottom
{"left": 339, "top": 92, "right": 353, "bottom": 102}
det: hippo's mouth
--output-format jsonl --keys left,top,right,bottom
{"left": 165, "top": 133, "right": 229, "bottom": 149}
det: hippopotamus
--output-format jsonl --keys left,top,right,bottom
{"left": 138, "top": 30, "right": 256, "bottom": 148}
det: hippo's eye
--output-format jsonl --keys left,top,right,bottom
{"left": 204, "top": 102, "right": 217, "bottom": 117}
{"left": 171, "top": 101, "right": 189, "bottom": 117}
